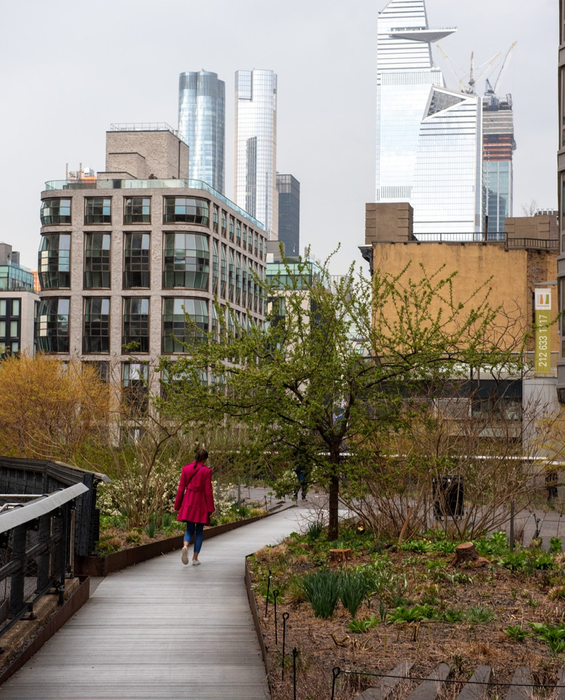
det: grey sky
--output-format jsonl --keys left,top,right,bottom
{"left": 0, "top": 0, "right": 557, "bottom": 272}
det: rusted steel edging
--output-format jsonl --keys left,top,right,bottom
{"left": 75, "top": 502, "right": 295, "bottom": 577}
{"left": 245, "top": 555, "right": 272, "bottom": 697}
{"left": 0, "top": 576, "right": 90, "bottom": 687}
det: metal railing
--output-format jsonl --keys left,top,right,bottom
{"left": 0, "top": 483, "right": 88, "bottom": 641}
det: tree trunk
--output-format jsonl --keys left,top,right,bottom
{"left": 328, "top": 473, "right": 339, "bottom": 541}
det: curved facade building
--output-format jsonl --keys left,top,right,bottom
{"left": 37, "top": 125, "right": 266, "bottom": 397}
{"left": 178, "top": 71, "right": 225, "bottom": 193}
{"left": 234, "top": 69, "right": 278, "bottom": 240}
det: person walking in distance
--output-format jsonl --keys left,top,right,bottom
{"left": 174, "top": 447, "right": 215, "bottom": 566}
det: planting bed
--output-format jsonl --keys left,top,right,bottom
{"left": 248, "top": 527, "right": 565, "bottom": 700}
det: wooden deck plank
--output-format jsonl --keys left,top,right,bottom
{"left": 455, "top": 666, "right": 491, "bottom": 700}
{"left": 506, "top": 667, "right": 533, "bottom": 700}
{"left": 0, "top": 508, "right": 304, "bottom": 699}
{"left": 405, "top": 663, "right": 451, "bottom": 700}
{"left": 357, "top": 661, "right": 414, "bottom": 700}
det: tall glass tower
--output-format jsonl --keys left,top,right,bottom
{"left": 276, "top": 174, "right": 300, "bottom": 256}
{"left": 234, "top": 69, "right": 278, "bottom": 240}
{"left": 178, "top": 71, "right": 225, "bottom": 193}
{"left": 376, "top": 0, "right": 482, "bottom": 236}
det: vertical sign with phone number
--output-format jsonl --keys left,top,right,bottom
{"left": 535, "top": 289, "right": 551, "bottom": 374}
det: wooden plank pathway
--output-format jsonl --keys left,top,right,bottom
{"left": 0, "top": 508, "right": 306, "bottom": 699}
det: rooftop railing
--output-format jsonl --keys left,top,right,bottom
{"left": 44, "top": 178, "right": 265, "bottom": 231}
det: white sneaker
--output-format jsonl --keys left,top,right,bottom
{"left": 181, "top": 547, "right": 189, "bottom": 565}
{"left": 192, "top": 560, "right": 201, "bottom": 566}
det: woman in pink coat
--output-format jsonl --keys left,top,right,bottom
{"left": 174, "top": 448, "right": 215, "bottom": 566}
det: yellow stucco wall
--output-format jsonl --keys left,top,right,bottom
{"left": 372, "top": 243, "right": 558, "bottom": 355}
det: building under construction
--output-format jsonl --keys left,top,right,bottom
{"left": 482, "top": 79, "right": 516, "bottom": 236}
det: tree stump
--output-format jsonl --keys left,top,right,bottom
{"left": 451, "top": 542, "right": 489, "bottom": 568}
{"left": 329, "top": 548, "right": 352, "bottom": 563}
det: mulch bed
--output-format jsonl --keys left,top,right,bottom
{"left": 251, "top": 544, "right": 565, "bottom": 700}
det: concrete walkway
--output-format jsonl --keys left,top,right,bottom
{"left": 0, "top": 507, "right": 311, "bottom": 699}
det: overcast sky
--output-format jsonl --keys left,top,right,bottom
{"left": 0, "top": 0, "right": 557, "bottom": 272}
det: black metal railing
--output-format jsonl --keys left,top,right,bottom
{"left": 0, "top": 457, "right": 109, "bottom": 557}
{"left": 0, "top": 483, "right": 88, "bottom": 641}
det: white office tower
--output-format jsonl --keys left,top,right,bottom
{"left": 376, "top": 0, "right": 483, "bottom": 237}
{"left": 234, "top": 69, "right": 278, "bottom": 240}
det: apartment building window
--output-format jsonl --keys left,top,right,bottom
{"left": 212, "top": 205, "right": 219, "bottom": 233}
{"left": 212, "top": 240, "right": 219, "bottom": 295}
{"left": 83, "top": 297, "right": 110, "bottom": 354}
{"left": 123, "top": 297, "right": 149, "bottom": 353}
{"left": 248, "top": 228, "right": 253, "bottom": 251}
{"left": 241, "top": 261, "right": 247, "bottom": 307}
{"left": 40, "top": 198, "right": 71, "bottom": 225}
{"left": 242, "top": 225, "right": 247, "bottom": 251}
{"left": 236, "top": 221, "right": 241, "bottom": 247}
{"left": 235, "top": 254, "right": 242, "bottom": 305}
{"left": 84, "top": 233, "right": 111, "bottom": 288}
{"left": 220, "top": 245, "right": 227, "bottom": 298}
{"left": 162, "top": 298, "right": 209, "bottom": 353}
{"left": 38, "top": 233, "right": 71, "bottom": 288}
{"left": 228, "top": 249, "right": 235, "bottom": 302}
{"left": 122, "top": 362, "right": 149, "bottom": 413}
{"left": 229, "top": 216, "right": 235, "bottom": 242}
{"left": 37, "top": 298, "right": 70, "bottom": 353}
{"left": 123, "top": 232, "right": 150, "bottom": 288}
{"left": 163, "top": 233, "right": 209, "bottom": 289}
{"left": 221, "top": 211, "right": 227, "bottom": 236}
{"left": 85, "top": 198, "right": 111, "bottom": 224}
{"left": 163, "top": 197, "right": 209, "bottom": 225}
{"left": 0, "top": 299, "right": 21, "bottom": 356}
{"left": 124, "top": 197, "right": 151, "bottom": 224}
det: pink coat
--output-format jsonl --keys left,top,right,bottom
{"left": 174, "top": 462, "right": 215, "bottom": 525}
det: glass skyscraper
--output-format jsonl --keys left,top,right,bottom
{"left": 234, "top": 69, "right": 278, "bottom": 240}
{"left": 178, "top": 71, "right": 225, "bottom": 193}
{"left": 376, "top": 0, "right": 483, "bottom": 236}
{"left": 276, "top": 174, "right": 300, "bottom": 256}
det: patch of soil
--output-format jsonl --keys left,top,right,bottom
{"left": 251, "top": 548, "right": 565, "bottom": 700}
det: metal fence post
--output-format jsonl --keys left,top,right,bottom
{"left": 9, "top": 525, "right": 26, "bottom": 618}
{"left": 36, "top": 514, "right": 51, "bottom": 592}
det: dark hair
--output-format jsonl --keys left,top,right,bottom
{"left": 195, "top": 447, "right": 208, "bottom": 463}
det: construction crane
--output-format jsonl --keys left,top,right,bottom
{"left": 436, "top": 45, "right": 501, "bottom": 94}
{"left": 493, "top": 41, "right": 517, "bottom": 94}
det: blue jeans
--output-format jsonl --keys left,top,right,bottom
{"left": 184, "top": 522, "right": 204, "bottom": 553}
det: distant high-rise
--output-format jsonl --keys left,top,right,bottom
{"left": 376, "top": 0, "right": 483, "bottom": 236}
{"left": 234, "top": 69, "right": 278, "bottom": 240}
{"left": 178, "top": 70, "right": 225, "bottom": 192}
{"left": 482, "top": 80, "right": 516, "bottom": 235}
{"left": 276, "top": 174, "right": 300, "bottom": 256}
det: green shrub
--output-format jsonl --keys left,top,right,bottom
{"left": 498, "top": 552, "right": 527, "bottom": 571}
{"left": 388, "top": 604, "right": 436, "bottom": 624}
{"left": 466, "top": 605, "right": 495, "bottom": 624}
{"left": 348, "top": 615, "right": 379, "bottom": 633}
{"left": 339, "top": 570, "right": 369, "bottom": 618}
{"left": 529, "top": 623, "right": 565, "bottom": 654}
{"left": 475, "top": 531, "right": 508, "bottom": 557}
{"left": 505, "top": 625, "right": 528, "bottom": 642}
{"left": 550, "top": 537, "right": 563, "bottom": 554}
{"left": 300, "top": 570, "right": 340, "bottom": 619}
{"left": 442, "top": 607, "right": 464, "bottom": 623}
